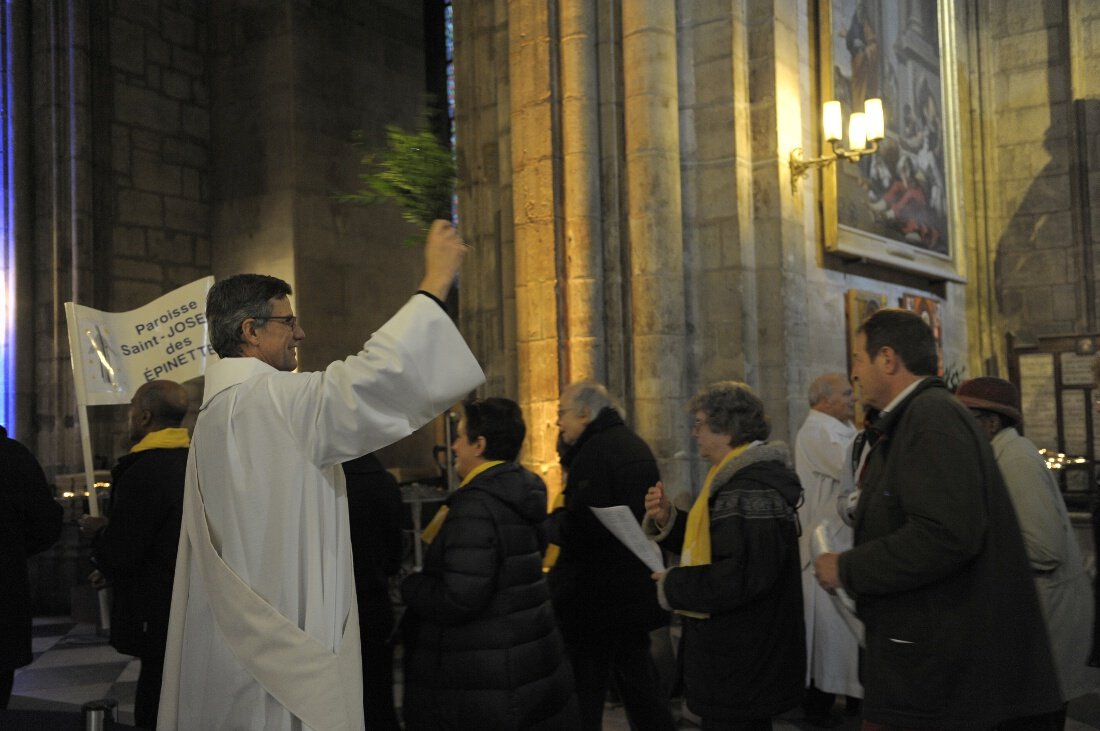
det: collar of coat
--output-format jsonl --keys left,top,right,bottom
{"left": 870, "top": 376, "right": 944, "bottom": 438}
{"left": 200, "top": 357, "right": 280, "bottom": 409}
{"left": 709, "top": 440, "right": 793, "bottom": 489}
{"left": 560, "top": 406, "right": 624, "bottom": 469}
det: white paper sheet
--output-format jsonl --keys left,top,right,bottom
{"left": 811, "top": 520, "right": 865, "bottom": 646}
{"left": 590, "top": 505, "right": 665, "bottom": 573}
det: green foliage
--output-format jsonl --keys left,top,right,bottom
{"left": 337, "top": 119, "right": 455, "bottom": 246}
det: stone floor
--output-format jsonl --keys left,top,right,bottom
{"left": 10, "top": 616, "right": 1100, "bottom": 729}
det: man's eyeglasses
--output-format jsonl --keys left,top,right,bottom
{"left": 257, "top": 315, "right": 298, "bottom": 330}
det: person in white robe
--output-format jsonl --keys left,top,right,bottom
{"left": 794, "top": 373, "right": 863, "bottom": 726}
{"left": 158, "top": 220, "right": 485, "bottom": 731}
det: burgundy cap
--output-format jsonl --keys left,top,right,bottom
{"left": 955, "top": 377, "right": 1022, "bottom": 427}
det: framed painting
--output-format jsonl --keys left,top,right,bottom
{"left": 900, "top": 292, "right": 944, "bottom": 375}
{"left": 819, "top": 0, "right": 965, "bottom": 283}
{"left": 846, "top": 289, "right": 888, "bottom": 423}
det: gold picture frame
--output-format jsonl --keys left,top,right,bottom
{"left": 846, "top": 289, "right": 888, "bottom": 424}
{"left": 819, "top": 0, "right": 965, "bottom": 284}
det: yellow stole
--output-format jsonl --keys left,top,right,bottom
{"left": 420, "top": 460, "right": 505, "bottom": 544}
{"left": 677, "top": 442, "right": 751, "bottom": 619}
{"left": 541, "top": 489, "right": 566, "bottom": 571}
{"left": 130, "top": 427, "right": 191, "bottom": 453}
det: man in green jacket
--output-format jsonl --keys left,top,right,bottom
{"left": 814, "top": 309, "right": 1061, "bottom": 730}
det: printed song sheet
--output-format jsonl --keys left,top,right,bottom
{"left": 590, "top": 505, "right": 665, "bottom": 573}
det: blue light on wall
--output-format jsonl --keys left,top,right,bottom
{"left": 0, "top": 0, "right": 15, "bottom": 434}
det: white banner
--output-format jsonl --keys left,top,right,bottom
{"left": 65, "top": 277, "right": 219, "bottom": 406}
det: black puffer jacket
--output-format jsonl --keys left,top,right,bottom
{"left": 645, "top": 443, "right": 805, "bottom": 722}
{"left": 546, "top": 407, "right": 667, "bottom": 636}
{"left": 401, "top": 462, "right": 578, "bottom": 730}
{"left": 0, "top": 432, "right": 62, "bottom": 670}
{"left": 91, "top": 446, "right": 188, "bottom": 658}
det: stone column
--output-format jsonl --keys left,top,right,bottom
{"left": 746, "top": 0, "right": 809, "bottom": 440}
{"left": 31, "top": 0, "right": 97, "bottom": 473}
{"left": 621, "top": 0, "right": 687, "bottom": 486}
{"left": 559, "top": 0, "right": 604, "bottom": 383}
{"left": 508, "top": 0, "right": 561, "bottom": 481}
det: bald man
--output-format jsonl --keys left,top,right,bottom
{"left": 81, "top": 379, "right": 191, "bottom": 729}
{"left": 794, "top": 373, "right": 861, "bottom": 725}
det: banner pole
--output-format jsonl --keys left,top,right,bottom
{"left": 65, "top": 302, "right": 110, "bottom": 631}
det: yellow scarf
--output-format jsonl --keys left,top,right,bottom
{"left": 130, "top": 427, "right": 191, "bottom": 453}
{"left": 677, "top": 442, "right": 752, "bottom": 619}
{"left": 541, "top": 489, "right": 566, "bottom": 571}
{"left": 420, "top": 460, "right": 505, "bottom": 544}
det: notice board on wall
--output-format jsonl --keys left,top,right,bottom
{"left": 1007, "top": 333, "right": 1099, "bottom": 511}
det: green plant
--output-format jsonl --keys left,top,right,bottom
{"left": 337, "top": 116, "right": 455, "bottom": 246}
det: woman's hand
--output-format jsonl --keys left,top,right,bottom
{"left": 645, "top": 481, "right": 670, "bottom": 528}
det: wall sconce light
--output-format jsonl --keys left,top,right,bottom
{"left": 789, "top": 98, "right": 885, "bottom": 193}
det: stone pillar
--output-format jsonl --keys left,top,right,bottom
{"left": 31, "top": 0, "right": 96, "bottom": 474}
{"left": 454, "top": 0, "right": 517, "bottom": 399}
{"left": 508, "top": 0, "right": 561, "bottom": 482}
{"left": 559, "top": 0, "right": 604, "bottom": 383}
{"left": 621, "top": 0, "right": 688, "bottom": 487}
{"left": 746, "top": 0, "right": 809, "bottom": 440}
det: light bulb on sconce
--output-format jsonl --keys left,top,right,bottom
{"left": 789, "top": 97, "right": 886, "bottom": 193}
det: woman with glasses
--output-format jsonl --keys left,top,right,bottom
{"left": 643, "top": 381, "right": 805, "bottom": 731}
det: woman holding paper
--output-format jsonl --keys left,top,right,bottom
{"left": 643, "top": 381, "right": 805, "bottom": 730}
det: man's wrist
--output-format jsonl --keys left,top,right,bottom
{"left": 415, "top": 289, "right": 447, "bottom": 311}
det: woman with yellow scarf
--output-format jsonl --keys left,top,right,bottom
{"left": 400, "top": 398, "right": 578, "bottom": 729}
{"left": 642, "top": 381, "right": 806, "bottom": 730}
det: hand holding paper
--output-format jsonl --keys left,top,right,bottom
{"left": 590, "top": 505, "right": 665, "bottom": 573}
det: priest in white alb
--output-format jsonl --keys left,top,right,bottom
{"left": 793, "top": 373, "right": 863, "bottom": 725}
{"left": 157, "top": 220, "right": 485, "bottom": 730}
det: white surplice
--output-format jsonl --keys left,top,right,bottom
{"left": 158, "top": 295, "right": 484, "bottom": 731}
{"left": 794, "top": 409, "right": 863, "bottom": 698}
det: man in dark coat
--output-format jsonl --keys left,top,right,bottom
{"left": 343, "top": 452, "right": 404, "bottom": 731}
{"left": 546, "top": 381, "right": 674, "bottom": 731}
{"left": 79, "top": 380, "right": 190, "bottom": 729}
{"left": 401, "top": 397, "right": 577, "bottom": 729}
{"left": 0, "top": 425, "right": 63, "bottom": 708}
{"left": 815, "top": 308, "right": 1062, "bottom": 729}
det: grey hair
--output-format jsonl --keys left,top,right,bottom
{"left": 563, "top": 380, "right": 624, "bottom": 419}
{"left": 688, "top": 380, "right": 770, "bottom": 444}
{"left": 206, "top": 274, "right": 293, "bottom": 357}
{"left": 807, "top": 373, "right": 847, "bottom": 407}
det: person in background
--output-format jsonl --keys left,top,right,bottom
{"left": 956, "top": 377, "right": 1098, "bottom": 729}
{"left": 794, "top": 374, "right": 862, "bottom": 726}
{"left": 815, "top": 308, "right": 1062, "bottom": 730}
{"left": 545, "top": 380, "right": 674, "bottom": 731}
{"left": 401, "top": 397, "right": 577, "bottom": 729}
{"left": 79, "top": 379, "right": 190, "bottom": 730}
{"left": 343, "top": 452, "right": 404, "bottom": 731}
{"left": 0, "top": 425, "right": 63, "bottom": 708}
{"left": 644, "top": 381, "right": 805, "bottom": 730}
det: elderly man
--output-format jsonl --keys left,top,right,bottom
{"left": 158, "top": 221, "right": 485, "bottom": 730}
{"left": 546, "top": 381, "right": 674, "bottom": 731}
{"left": 794, "top": 374, "right": 861, "bottom": 726}
{"left": 815, "top": 308, "right": 1061, "bottom": 730}
{"left": 957, "top": 377, "right": 1097, "bottom": 728}
{"left": 80, "top": 380, "right": 190, "bottom": 730}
